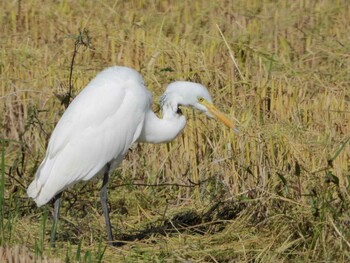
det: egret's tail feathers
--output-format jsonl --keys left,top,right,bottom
{"left": 27, "top": 180, "right": 39, "bottom": 199}
{"left": 27, "top": 180, "right": 44, "bottom": 207}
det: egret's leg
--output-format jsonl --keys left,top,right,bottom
{"left": 101, "top": 166, "right": 114, "bottom": 243}
{"left": 50, "top": 192, "right": 62, "bottom": 247}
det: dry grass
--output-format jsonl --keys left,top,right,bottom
{"left": 0, "top": 246, "right": 61, "bottom": 263}
{"left": 1, "top": 0, "right": 350, "bottom": 262}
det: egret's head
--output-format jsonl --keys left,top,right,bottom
{"left": 161, "top": 81, "right": 235, "bottom": 129}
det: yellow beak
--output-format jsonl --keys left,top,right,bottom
{"left": 200, "top": 99, "right": 235, "bottom": 130}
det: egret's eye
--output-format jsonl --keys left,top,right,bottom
{"left": 198, "top": 97, "right": 205, "bottom": 103}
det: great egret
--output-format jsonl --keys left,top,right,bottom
{"left": 27, "top": 66, "right": 234, "bottom": 245}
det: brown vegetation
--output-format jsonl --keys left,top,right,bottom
{"left": 1, "top": 0, "right": 350, "bottom": 261}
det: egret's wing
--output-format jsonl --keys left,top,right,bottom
{"left": 28, "top": 67, "right": 151, "bottom": 206}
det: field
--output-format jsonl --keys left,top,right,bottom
{"left": 1, "top": 0, "right": 350, "bottom": 262}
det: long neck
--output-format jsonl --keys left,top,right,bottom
{"left": 137, "top": 106, "right": 186, "bottom": 144}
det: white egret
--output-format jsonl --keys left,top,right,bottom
{"left": 27, "top": 66, "right": 234, "bottom": 245}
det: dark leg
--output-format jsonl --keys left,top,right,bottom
{"left": 50, "top": 192, "right": 62, "bottom": 247}
{"left": 101, "top": 165, "right": 114, "bottom": 244}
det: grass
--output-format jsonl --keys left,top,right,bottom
{"left": 1, "top": 0, "right": 350, "bottom": 261}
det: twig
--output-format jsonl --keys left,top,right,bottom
{"left": 64, "top": 29, "right": 91, "bottom": 108}
{"left": 114, "top": 178, "right": 210, "bottom": 188}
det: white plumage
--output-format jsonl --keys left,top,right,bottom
{"left": 27, "top": 66, "right": 234, "bottom": 244}
{"left": 28, "top": 67, "right": 150, "bottom": 206}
